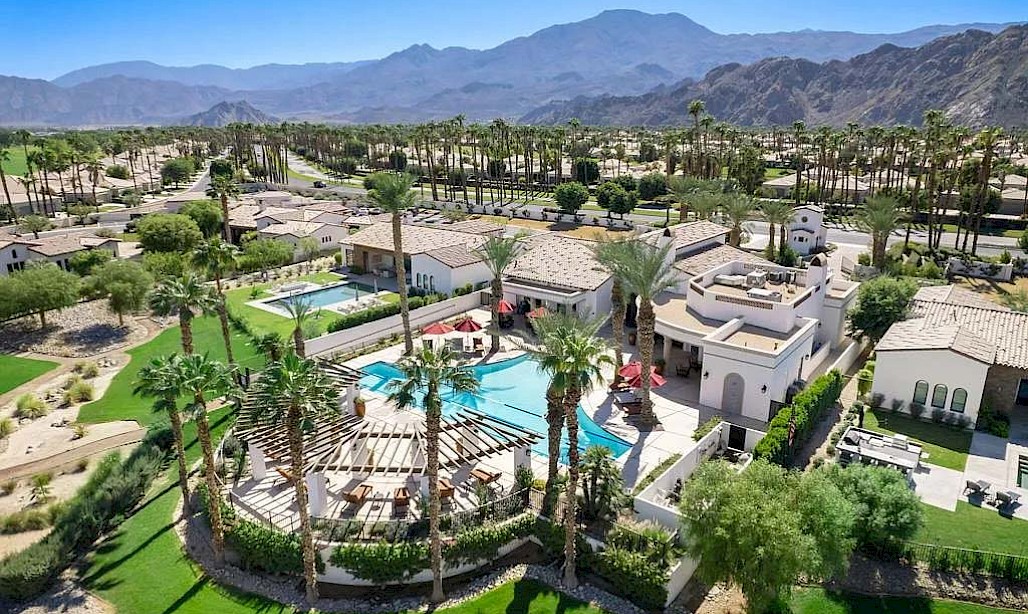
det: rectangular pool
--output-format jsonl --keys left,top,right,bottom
{"left": 359, "top": 354, "right": 631, "bottom": 462}
{"left": 270, "top": 282, "right": 377, "bottom": 310}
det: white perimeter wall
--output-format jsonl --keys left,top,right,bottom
{"left": 871, "top": 348, "right": 989, "bottom": 423}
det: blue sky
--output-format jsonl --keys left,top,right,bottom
{"left": 1, "top": 0, "right": 1023, "bottom": 79}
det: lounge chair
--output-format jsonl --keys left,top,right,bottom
{"left": 996, "top": 490, "right": 1021, "bottom": 508}
{"left": 470, "top": 467, "right": 500, "bottom": 485}
{"left": 343, "top": 483, "right": 372, "bottom": 505}
{"left": 393, "top": 487, "right": 410, "bottom": 514}
{"left": 438, "top": 478, "right": 455, "bottom": 499}
{"left": 473, "top": 338, "right": 485, "bottom": 356}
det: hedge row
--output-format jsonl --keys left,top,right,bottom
{"left": 754, "top": 369, "right": 845, "bottom": 465}
{"left": 0, "top": 426, "right": 171, "bottom": 600}
{"left": 325, "top": 292, "right": 447, "bottom": 333}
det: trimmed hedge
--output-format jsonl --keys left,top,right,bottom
{"left": 325, "top": 293, "right": 447, "bottom": 333}
{"left": 589, "top": 546, "right": 669, "bottom": 610}
{"left": 754, "top": 369, "right": 845, "bottom": 465}
{"left": 0, "top": 426, "right": 171, "bottom": 600}
{"left": 330, "top": 541, "right": 429, "bottom": 583}
{"left": 443, "top": 513, "right": 535, "bottom": 566}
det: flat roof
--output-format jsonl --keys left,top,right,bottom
{"left": 652, "top": 293, "right": 721, "bottom": 335}
{"left": 707, "top": 280, "right": 804, "bottom": 302}
{"left": 721, "top": 324, "right": 800, "bottom": 352}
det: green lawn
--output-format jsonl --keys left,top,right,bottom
{"left": 77, "top": 316, "right": 264, "bottom": 425}
{"left": 0, "top": 354, "right": 59, "bottom": 395}
{"left": 765, "top": 168, "right": 792, "bottom": 180}
{"left": 790, "top": 588, "right": 1020, "bottom": 613}
{"left": 224, "top": 272, "right": 351, "bottom": 339}
{"left": 0, "top": 146, "right": 35, "bottom": 177}
{"left": 864, "top": 409, "right": 972, "bottom": 471}
{"left": 915, "top": 501, "right": 1028, "bottom": 556}
{"left": 116, "top": 232, "right": 140, "bottom": 242}
{"left": 430, "top": 579, "right": 605, "bottom": 614}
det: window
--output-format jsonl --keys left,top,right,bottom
{"left": 415, "top": 273, "right": 422, "bottom": 287}
{"left": 429, "top": 275, "right": 435, "bottom": 292}
{"left": 931, "top": 384, "right": 948, "bottom": 409}
{"left": 913, "top": 380, "right": 928, "bottom": 405}
{"left": 951, "top": 388, "right": 967, "bottom": 413}
{"left": 1017, "top": 379, "right": 1028, "bottom": 406}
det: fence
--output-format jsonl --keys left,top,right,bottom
{"left": 870, "top": 542, "right": 1028, "bottom": 581}
{"left": 311, "top": 487, "right": 529, "bottom": 543}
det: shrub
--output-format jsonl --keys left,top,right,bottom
{"left": 754, "top": 370, "right": 844, "bottom": 465}
{"left": 330, "top": 541, "right": 429, "bottom": 584}
{"left": 444, "top": 514, "right": 535, "bottom": 566}
{"left": 909, "top": 402, "right": 926, "bottom": 419}
{"left": 326, "top": 293, "right": 446, "bottom": 332}
{"left": 692, "top": 416, "right": 721, "bottom": 441}
{"left": 63, "top": 381, "right": 95, "bottom": 405}
{"left": 590, "top": 546, "right": 669, "bottom": 610}
{"left": 15, "top": 394, "right": 48, "bottom": 419}
{"left": 976, "top": 403, "right": 1010, "bottom": 438}
{"left": 0, "top": 480, "right": 15, "bottom": 496}
{"left": 606, "top": 519, "right": 678, "bottom": 566}
{"left": 73, "top": 361, "right": 100, "bottom": 379}
{"left": 890, "top": 398, "right": 904, "bottom": 412}
{"left": 930, "top": 408, "right": 946, "bottom": 423}
{"left": 226, "top": 515, "right": 308, "bottom": 575}
{"left": 75, "top": 458, "right": 89, "bottom": 472}
{"left": 72, "top": 424, "right": 88, "bottom": 440}
{"left": 106, "top": 164, "right": 130, "bottom": 180}
{"left": 0, "top": 418, "right": 13, "bottom": 440}
{"left": 452, "top": 283, "right": 474, "bottom": 297}
{"left": 637, "top": 172, "right": 668, "bottom": 200}
{"left": 632, "top": 453, "right": 682, "bottom": 495}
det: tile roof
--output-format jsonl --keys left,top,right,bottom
{"left": 876, "top": 319, "right": 997, "bottom": 365}
{"left": 504, "top": 233, "right": 609, "bottom": 291}
{"left": 342, "top": 222, "right": 481, "bottom": 255}
{"left": 905, "top": 300, "right": 1028, "bottom": 369}
{"left": 227, "top": 204, "right": 262, "bottom": 229}
{"left": 913, "top": 285, "right": 1009, "bottom": 312}
{"left": 440, "top": 219, "right": 505, "bottom": 236}
{"left": 26, "top": 235, "right": 90, "bottom": 256}
{"left": 642, "top": 220, "right": 729, "bottom": 251}
{"left": 258, "top": 221, "right": 328, "bottom": 237}
{"left": 424, "top": 243, "right": 487, "bottom": 268}
{"left": 674, "top": 244, "right": 773, "bottom": 276}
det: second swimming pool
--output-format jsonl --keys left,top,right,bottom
{"left": 359, "top": 354, "right": 631, "bottom": 462}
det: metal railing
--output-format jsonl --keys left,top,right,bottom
{"left": 868, "top": 542, "right": 1028, "bottom": 581}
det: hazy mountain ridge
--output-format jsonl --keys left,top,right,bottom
{"left": 0, "top": 10, "right": 1021, "bottom": 126}
{"left": 182, "top": 101, "right": 278, "bottom": 126}
{"left": 520, "top": 26, "right": 1028, "bottom": 128}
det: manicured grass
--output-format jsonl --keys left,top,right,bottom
{"left": 864, "top": 409, "right": 972, "bottom": 471}
{"left": 81, "top": 408, "right": 294, "bottom": 614}
{"left": 116, "top": 232, "right": 140, "bottom": 242}
{"left": 0, "top": 146, "right": 35, "bottom": 177}
{"left": 915, "top": 501, "right": 1028, "bottom": 556}
{"left": 764, "top": 168, "right": 792, "bottom": 180}
{"left": 790, "top": 588, "right": 1019, "bottom": 613}
{"left": 0, "top": 354, "right": 59, "bottom": 395}
{"left": 77, "top": 316, "right": 264, "bottom": 425}
{"left": 430, "top": 579, "right": 605, "bottom": 614}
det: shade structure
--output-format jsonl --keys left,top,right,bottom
{"left": 526, "top": 306, "right": 549, "bottom": 319}
{"left": 619, "top": 361, "right": 643, "bottom": 378}
{"left": 422, "top": 321, "right": 455, "bottom": 335}
{"left": 628, "top": 371, "right": 666, "bottom": 388}
{"left": 453, "top": 317, "right": 483, "bottom": 333}
{"left": 497, "top": 299, "right": 515, "bottom": 314}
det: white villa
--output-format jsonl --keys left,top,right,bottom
{"left": 0, "top": 232, "right": 120, "bottom": 275}
{"left": 787, "top": 204, "right": 828, "bottom": 256}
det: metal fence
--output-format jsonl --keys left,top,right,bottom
{"left": 312, "top": 487, "right": 530, "bottom": 543}
{"left": 870, "top": 542, "right": 1028, "bottom": 581}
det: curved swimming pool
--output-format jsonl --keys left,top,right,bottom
{"left": 359, "top": 354, "right": 630, "bottom": 462}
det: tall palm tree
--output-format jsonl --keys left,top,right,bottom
{"left": 855, "top": 195, "right": 904, "bottom": 269}
{"left": 528, "top": 314, "right": 612, "bottom": 588}
{"left": 251, "top": 331, "right": 287, "bottom": 362}
{"left": 283, "top": 299, "right": 315, "bottom": 358}
{"left": 593, "top": 238, "right": 631, "bottom": 383}
{"left": 193, "top": 238, "right": 239, "bottom": 365}
{"left": 602, "top": 240, "right": 679, "bottom": 426}
{"left": 250, "top": 353, "right": 339, "bottom": 603}
{"left": 207, "top": 175, "right": 239, "bottom": 242}
{"left": 150, "top": 272, "right": 219, "bottom": 355}
{"left": 0, "top": 149, "right": 15, "bottom": 222}
{"left": 367, "top": 171, "right": 417, "bottom": 355}
{"left": 760, "top": 200, "right": 794, "bottom": 259}
{"left": 134, "top": 354, "right": 191, "bottom": 514}
{"left": 174, "top": 353, "right": 238, "bottom": 564}
{"left": 721, "top": 194, "right": 757, "bottom": 247}
{"left": 473, "top": 235, "right": 523, "bottom": 352}
{"left": 389, "top": 346, "right": 479, "bottom": 603}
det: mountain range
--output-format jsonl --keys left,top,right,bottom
{"left": 184, "top": 101, "right": 278, "bottom": 127}
{"left": 522, "top": 25, "right": 1028, "bottom": 127}
{"left": 0, "top": 10, "right": 1021, "bottom": 127}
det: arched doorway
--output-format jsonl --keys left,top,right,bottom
{"left": 722, "top": 373, "right": 745, "bottom": 414}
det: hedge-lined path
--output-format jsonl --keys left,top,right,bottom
{"left": 797, "top": 369, "right": 861, "bottom": 470}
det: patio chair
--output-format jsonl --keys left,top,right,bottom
{"left": 675, "top": 363, "right": 691, "bottom": 378}
{"left": 470, "top": 467, "right": 500, "bottom": 485}
{"left": 996, "top": 490, "right": 1021, "bottom": 509}
{"left": 393, "top": 487, "right": 410, "bottom": 514}
{"left": 438, "top": 478, "right": 455, "bottom": 500}
{"left": 343, "top": 483, "right": 372, "bottom": 505}
{"left": 473, "top": 338, "right": 486, "bottom": 356}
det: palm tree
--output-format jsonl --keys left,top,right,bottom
{"left": 473, "top": 235, "right": 522, "bottom": 352}
{"left": 207, "top": 175, "right": 239, "bottom": 242}
{"left": 174, "top": 353, "right": 238, "bottom": 564}
{"left": 193, "top": 238, "right": 239, "bottom": 365}
{"left": 283, "top": 299, "right": 315, "bottom": 358}
{"left": 593, "top": 238, "right": 631, "bottom": 383}
{"left": 856, "top": 195, "right": 904, "bottom": 269}
{"left": 721, "top": 194, "right": 757, "bottom": 247}
{"left": 134, "top": 354, "right": 191, "bottom": 514}
{"left": 0, "top": 149, "right": 15, "bottom": 222}
{"left": 367, "top": 171, "right": 417, "bottom": 355}
{"left": 760, "top": 200, "right": 794, "bottom": 259}
{"left": 602, "top": 240, "right": 679, "bottom": 426}
{"left": 389, "top": 346, "right": 479, "bottom": 603}
{"left": 251, "top": 331, "right": 287, "bottom": 362}
{"left": 528, "top": 313, "right": 612, "bottom": 588}
{"left": 250, "top": 353, "right": 339, "bottom": 603}
{"left": 150, "top": 272, "right": 219, "bottom": 355}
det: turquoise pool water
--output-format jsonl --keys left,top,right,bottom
{"left": 271, "top": 282, "right": 376, "bottom": 310}
{"left": 359, "top": 354, "right": 631, "bottom": 462}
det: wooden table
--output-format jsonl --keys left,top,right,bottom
{"left": 344, "top": 483, "right": 372, "bottom": 504}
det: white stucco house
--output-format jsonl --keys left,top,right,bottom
{"left": 0, "top": 232, "right": 120, "bottom": 275}
{"left": 871, "top": 285, "right": 1028, "bottom": 424}
{"left": 257, "top": 221, "right": 346, "bottom": 259}
{"left": 787, "top": 205, "right": 828, "bottom": 256}
{"left": 651, "top": 221, "right": 859, "bottom": 424}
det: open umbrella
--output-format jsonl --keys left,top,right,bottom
{"left": 497, "top": 299, "right": 516, "bottom": 314}
{"left": 453, "top": 317, "right": 483, "bottom": 333}
{"left": 628, "top": 372, "right": 666, "bottom": 388}
{"left": 422, "top": 321, "right": 455, "bottom": 335}
{"left": 526, "top": 306, "right": 549, "bottom": 319}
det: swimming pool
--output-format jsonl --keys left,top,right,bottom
{"left": 270, "top": 282, "right": 377, "bottom": 310}
{"left": 359, "top": 354, "right": 631, "bottom": 462}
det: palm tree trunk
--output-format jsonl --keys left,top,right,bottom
{"left": 220, "top": 193, "right": 232, "bottom": 242}
{"left": 392, "top": 211, "right": 414, "bottom": 355}
{"left": 214, "top": 276, "right": 235, "bottom": 365}
{"left": 180, "top": 314, "right": 194, "bottom": 354}
{"left": 543, "top": 383, "right": 563, "bottom": 513}
{"left": 288, "top": 406, "right": 319, "bottom": 603}
{"left": 426, "top": 385, "right": 445, "bottom": 603}
{"left": 562, "top": 386, "right": 581, "bottom": 588}
{"left": 490, "top": 277, "right": 502, "bottom": 352}
{"left": 610, "top": 281, "right": 626, "bottom": 383}
{"left": 293, "top": 326, "right": 306, "bottom": 359}
{"left": 637, "top": 299, "right": 658, "bottom": 426}
{"left": 196, "top": 406, "right": 225, "bottom": 564}
{"left": 169, "top": 407, "right": 191, "bottom": 515}
{"left": 767, "top": 222, "right": 776, "bottom": 258}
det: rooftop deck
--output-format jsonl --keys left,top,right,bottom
{"left": 652, "top": 293, "right": 722, "bottom": 336}
{"left": 721, "top": 324, "right": 801, "bottom": 352}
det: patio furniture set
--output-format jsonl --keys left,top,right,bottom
{"left": 340, "top": 467, "right": 503, "bottom": 518}
{"left": 964, "top": 479, "right": 1022, "bottom": 513}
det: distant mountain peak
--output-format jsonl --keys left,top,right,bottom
{"left": 183, "top": 100, "right": 277, "bottom": 126}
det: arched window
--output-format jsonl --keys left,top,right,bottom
{"left": 931, "top": 384, "right": 948, "bottom": 409}
{"left": 429, "top": 276, "right": 435, "bottom": 292}
{"left": 415, "top": 273, "right": 421, "bottom": 287}
{"left": 950, "top": 388, "right": 967, "bottom": 413}
{"left": 913, "top": 381, "right": 929, "bottom": 405}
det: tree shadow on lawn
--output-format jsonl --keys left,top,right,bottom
{"left": 508, "top": 579, "right": 587, "bottom": 614}
{"left": 816, "top": 590, "right": 936, "bottom": 614}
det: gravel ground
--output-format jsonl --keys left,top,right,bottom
{"left": 0, "top": 577, "right": 113, "bottom": 614}
{"left": 0, "top": 303, "right": 149, "bottom": 358}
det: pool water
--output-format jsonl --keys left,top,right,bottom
{"left": 359, "top": 354, "right": 631, "bottom": 462}
{"left": 271, "top": 282, "right": 377, "bottom": 310}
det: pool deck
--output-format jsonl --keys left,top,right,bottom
{"left": 343, "top": 309, "right": 706, "bottom": 490}
{"left": 246, "top": 280, "right": 391, "bottom": 318}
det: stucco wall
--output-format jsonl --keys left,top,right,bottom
{"left": 870, "top": 348, "right": 989, "bottom": 424}
{"left": 984, "top": 364, "right": 1028, "bottom": 414}
{"left": 410, "top": 254, "right": 490, "bottom": 296}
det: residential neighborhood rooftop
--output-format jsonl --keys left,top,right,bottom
{"left": 342, "top": 221, "right": 482, "bottom": 255}
{"left": 906, "top": 300, "right": 1028, "bottom": 369}
{"left": 504, "top": 233, "right": 609, "bottom": 291}
{"left": 876, "top": 318, "right": 998, "bottom": 365}
{"left": 674, "top": 244, "right": 772, "bottom": 276}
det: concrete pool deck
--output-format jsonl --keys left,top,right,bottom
{"left": 246, "top": 279, "right": 391, "bottom": 318}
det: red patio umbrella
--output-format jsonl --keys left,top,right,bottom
{"left": 619, "top": 361, "right": 644, "bottom": 378}
{"left": 526, "top": 306, "right": 549, "bottom": 319}
{"left": 628, "top": 371, "right": 666, "bottom": 388}
{"left": 453, "top": 317, "right": 483, "bottom": 332}
{"left": 422, "top": 321, "right": 455, "bottom": 335}
{"left": 497, "top": 299, "right": 516, "bottom": 314}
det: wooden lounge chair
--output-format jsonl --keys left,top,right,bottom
{"left": 274, "top": 466, "right": 295, "bottom": 485}
{"left": 438, "top": 478, "right": 455, "bottom": 499}
{"left": 393, "top": 487, "right": 410, "bottom": 510}
{"left": 608, "top": 381, "right": 632, "bottom": 393}
{"left": 471, "top": 468, "right": 500, "bottom": 485}
{"left": 343, "top": 483, "right": 372, "bottom": 505}
{"left": 473, "top": 338, "right": 485, "bottom": 356}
